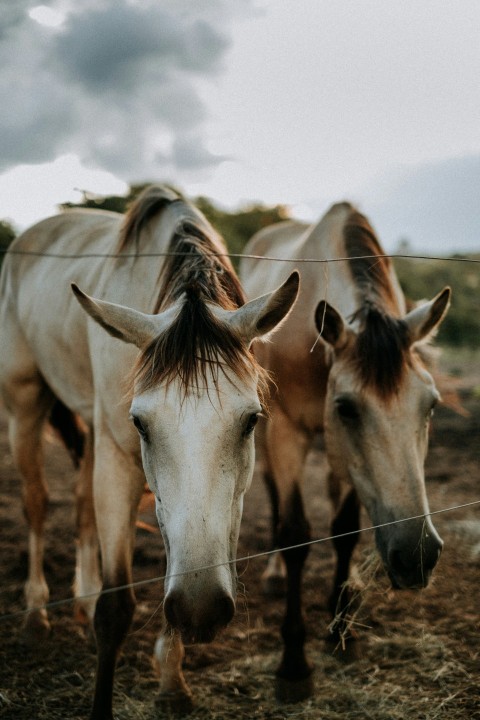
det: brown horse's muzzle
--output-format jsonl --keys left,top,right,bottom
{"left": 376, "top": 518, "right": 443, "bottom": 589}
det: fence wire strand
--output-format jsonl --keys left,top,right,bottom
{"left": 0, "top": 499, "right": 478, "bottom": 625}
{"left": 2, "top": 247, "right": 480, "bottom": 265}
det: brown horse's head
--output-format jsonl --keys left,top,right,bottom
{"left": 316, "top": 287, "right": 450, "bottom": 588}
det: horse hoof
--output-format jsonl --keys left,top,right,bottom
{"left": 23, "top": 610, "right": 51, "bottom": 643}
{"left": 261, "top": 573, "right": 286, "bottom": 597}
{"left": 275, "top": 674, "right": 314, "bottom": 703}
{"left": 155, "top": 691, "right": 194, "bottom": 716}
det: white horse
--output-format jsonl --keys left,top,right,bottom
{"left": 240, "top": 202, "right": 450, "bottom": 693}
{"left": 0, "top": 186, "right": 299, "bottom": 718}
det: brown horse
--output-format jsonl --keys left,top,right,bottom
{"left": 240, "top": 202, "right": 450, "bottom": 692}
{"left": 0, "top": 186, "right": 299, "bottom": 718}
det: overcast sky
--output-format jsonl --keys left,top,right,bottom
{"left": 0, "top": 0, "right": 479, "bottom": 252}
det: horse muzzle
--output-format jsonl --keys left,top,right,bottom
{"left": 377, "top": 520, "right": 443, "bottom": 590}
{"left": 164, "top": 587, "right": 235, "bottom": 644}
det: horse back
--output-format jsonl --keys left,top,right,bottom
{"left": 0, "top": 211, "right": 125, "bottom": 423}
{"left": 241, "top": 220, "right": 309, "bottom": 297}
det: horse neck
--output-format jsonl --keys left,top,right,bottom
{"left": 301, "top": 204, "right": 406, "bottom": 323}
{"left": 299, "top": 209, "right": 360, "bottom": 321}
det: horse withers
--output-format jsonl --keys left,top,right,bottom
{"left": 240, "top": 202, "right": 450, "bottom": 694}
{"left": 0, "top": 186, "right": 299, "bottom": 718}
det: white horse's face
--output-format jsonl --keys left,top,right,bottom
{"left": 317, "top": 287, "right": 450, "bottom": 589}
{"left": 72, "top": 271, "right": 299, "bottom": 643}
{"left": 130, "top": 370, "right": 260, "bottom": 642}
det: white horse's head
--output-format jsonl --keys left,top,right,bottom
{"left": 316, "top": 287, "right": 450, "bottom": 589}
{"left": 72, "top": 271, "right": 299, "bottom": 643}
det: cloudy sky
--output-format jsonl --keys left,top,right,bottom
{"left": 0, "top": 0, "right": 479, "bottom": 252}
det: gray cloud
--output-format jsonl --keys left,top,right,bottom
{"left": 0, "top": 0, "right": 237, "bottom": 177}
{"left": 0, "top": 1, "right": 36, "bottom": 39}
{"left": 54, "top": 5, "right": 228, "bottom": 91}
{"left": 171, "top": 135, "right": 229, "bottom": 170}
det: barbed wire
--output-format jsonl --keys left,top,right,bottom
{"left": 0, "top": 498, "right": 478, "bottom": 625}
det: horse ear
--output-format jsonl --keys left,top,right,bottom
{"left": 314, "top": 300, "right": 350, "bottom": 349}
{"left": 230, "top": 271, "right": 300, "bottom": 344}
{"left": 71, "top": 284, "right": 159, "bottom": 348}
{"left": 404, "top": 287, "right": 451, "bottom": 344}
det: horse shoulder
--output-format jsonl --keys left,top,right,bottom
{"left": 256, "top": 316, "right": 329, "bottom": 434}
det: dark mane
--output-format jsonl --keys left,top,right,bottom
{"left": 343, "top": 208, "right": 410, "bottom": 398}
{"left": 343, "top": 209, "right": 400, "bottom": 313}
{"left": 350, "top": 304, "right": 410, "bottom": 399}
{"left": 154, "top": 220, "right": 245, "bottom": 314}
{"left": 122, "top": 186, "right": 263, "bottom": 396}
{"left": 118, "top": 185, "right": 182, "bottom": 252}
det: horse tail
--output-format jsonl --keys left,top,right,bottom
{"left": 48, "top": 400, "right": 86, "bottom": 469}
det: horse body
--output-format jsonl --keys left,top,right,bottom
{"left": 0, "top": 187, "right": 299, "bottom": 718}
{"left": 240, "top": 201, "right": 450, "bottom": 686}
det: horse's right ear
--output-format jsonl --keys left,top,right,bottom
{"left": 71, "top": 284, "right": 160, "bottom": 348}
{"left": 314, "top": 300, "right": 351, "bottom": 350}
{"left": 230, "top": 271, "right": 300, "bottom": 345}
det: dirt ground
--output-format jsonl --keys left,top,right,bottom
{"left": 0, "top": 356, "right": 479, "bottom": 720}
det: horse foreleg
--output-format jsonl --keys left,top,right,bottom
{"left": 277, "top": 485, "right": 312, "bottom": 682}
{"left": 261, "top": 470, "right": 287, "bottom": 596}
{"left": 90, "top": 441, "right": 143, "bottom": 720}
{"left": 153, "top": 625, "right": 193, "bottom": 711}
{"left": 265, "top": 409, "right": 313, "bottom": 692}
{"left": 91, "top": 581, "right": 135, "bottom": 720}
{"left": 328, "top": 483, "right": 360, "bottom": 643}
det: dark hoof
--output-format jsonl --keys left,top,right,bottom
{"left": 23, "top": 611, "right": 51, "bottom": 643}
{"left": 275, "top": 674, "right": 314, "bottom": 703}
{"left": 155, "top": 692, "right": 194, "bottom": 716}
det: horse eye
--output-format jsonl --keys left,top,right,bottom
{"left": 244, "top": 413, "right": 259, "bottom": 436}
{"left": 132, "top": 415, "right": 149, "bottom": 441}
{"left": 335, "top": 398, "right": 360, "bottom": 422}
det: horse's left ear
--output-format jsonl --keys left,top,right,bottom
{"left": 230, "top": 271, "right": 300, "bottom": 345}
{"left": 404, "top": 287, "right": 451, "bottom": 344}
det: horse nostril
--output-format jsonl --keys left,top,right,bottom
{"left": 215, "top": 593, "right": 235, "bottom": 627}
{"left": 164, "top": 590, "right": 186, "bottom": 630}
{"left": 424, "top": 538, "right": 443, "bottom": 571}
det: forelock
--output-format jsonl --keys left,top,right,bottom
{"left": 350, "top": 305, "right": 410, "bottom": 398}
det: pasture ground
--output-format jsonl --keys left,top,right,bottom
{"left": 0, "top": 351, "right": 479, "bottom": 720}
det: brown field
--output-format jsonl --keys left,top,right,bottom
{"left": 0, "top": 355, "right": 479, "bottom": 720}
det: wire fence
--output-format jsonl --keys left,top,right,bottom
{"left": 0, "top": 498, "right": 479, "bottom": 625}
{"left": 1, "top": 247, "right": 480, "bottom": 265}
